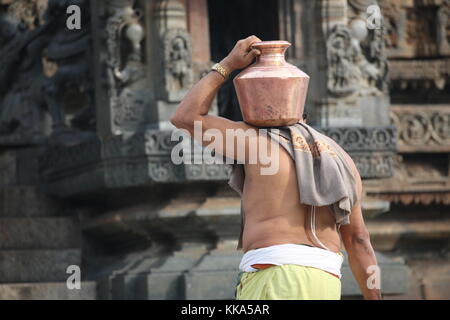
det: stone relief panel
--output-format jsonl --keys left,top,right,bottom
{"left": 0, "top": 0, "right": 96, "bottom": 146}
{"left": 382, "top": 0, "right": 450, "bottom": 92}
{"left": 326, "top": 0, "right": 389, "bottom": 98}
{"left": 391, "top": 105, "right": 450, "bottom": 152}
{"left": 103, "top": 0, "right": 149, "bottom": 135}
{"left": 381, "top": 0, "right": 450, "bottom": 58}
{"left": 163, "top": 28, "right": 194, "bottom": 102}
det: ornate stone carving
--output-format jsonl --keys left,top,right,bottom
{"left": 104, "top": 0, "right": 148, "bottom": 134}
{"left": 381, "top": 0, "right": 450, "bottom": 58}
{"left": 352, "top": 152, "right": 395, "bottom": 178}
{"left": 320, "top": 126, "right": 396, "bottom": 178}
{"left": 365, "top": 153, "right": 450, "bottom": 206}
{"left": 43, "top": 0, "right": 96, "bottom": 144}
{"left": 326, "top": 1, "right": 388, "bottom": 97}
{"left": 0, "top": 0, "right": 96, "bottom": 146}
{"left": 321, "top": 126, "right": 396, "bottom": 152}
{"left": 391, "top": 105, "right": 450, "bottom": 152}
{"left": 0, "top": 4, "right": 49, "bottom": 145}
{"left": 326, "top": 25, "right": 358, "bottom": 96}
{"left": 41, "top": 130, "right": 231, "bottom": 196}
{"left": 313, "top": 1, "right": 391, "bottom": 129}
{"left": 163, "top": 28, "right": 194, "bottom": 102}
{"left": 152, "top": 0, "right": 194, "bottom": 104}
{"left": 389, "top": 59, "right": 450, "bottom": 91}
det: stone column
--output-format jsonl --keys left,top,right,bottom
{"left": 144, "top": 0, "right": 194, "bottom": 129}
{"left": 91, "top": 0, "right": 149, "bottom": 138}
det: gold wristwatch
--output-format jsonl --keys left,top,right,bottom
{"left": 211, "top": 63, "right": 229, "bottom": 80}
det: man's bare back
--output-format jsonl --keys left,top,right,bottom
{"left": 241, "top": 132, "right": 344, "bottom": 253}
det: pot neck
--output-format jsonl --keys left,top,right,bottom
{"left": 256, "top": 50, "right": 287, "bottom": 66}
{"left": 252, "top": 42, "right": 289, "bottom": 66}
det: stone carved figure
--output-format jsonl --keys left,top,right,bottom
{"left": 0, "top": 0, "right": 96, "bottom": 146}
{"left": 163, "top": 29, "right": 194, "bottom": 102}
{"left": 43, "top": 0, "right": 96, "bottom": 143}
{"left": 327, "top": 0, "right": 389, "bottom": 96}
{"left": 0, "top": 7, "right": 51, "bottom": 144}
{"left": 327, "top": 25, "right": 359, "bottom": 96}
{"left": 105, "top": 0, "right": 148, "bottom": 133}
{"left": 167, "top": 34, "right": 192, "bottom": 92}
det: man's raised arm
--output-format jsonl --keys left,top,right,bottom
{"left": 170, "top": 36, "right": 262, "bottom": 161}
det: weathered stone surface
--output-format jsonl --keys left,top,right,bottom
{"left": 367, "top": 219, "right": 450, "bottom": 252}
{"left": 0, "top": 282, "right": 97, "bottom": 300}
{"left": 383, "top": 269, "right": 425, "bottom": 300}
{"left": 423, "top": 275, "right": 450, "bottom": 299}
{"left": 341, "top": 252, "right": 409, "bottom": 297}
{"left": 0, "top": 249, "right": 81, "bottom": 283}
{"left": 405, "top": 258, "right": 450, "bottom": 300}
{"left": 93, "top": 247, "right": 173, "bottom": 300}
{"left": 0, "top": 186, "right": 64, "bottom": 217}
{"left": 137, "top": 273, "right": 184, "bottom": 300}
{"left": 136, "top": 243, "right": 209, "bottom": 300}
{"left": 0, "top": 149, "right": 43, "bottom": 187}
{"left": 0, "top": 218, "right": 80, "bottom": 250}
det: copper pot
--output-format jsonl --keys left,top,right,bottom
{"left": 233, "top": 41, "right": 310, "bottom": 127}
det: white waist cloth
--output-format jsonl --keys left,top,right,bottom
{"left": 239, "top": 244, "right": 344, "bottom": 279}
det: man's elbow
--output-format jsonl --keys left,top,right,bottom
{"left": 350, "top": 228, "right": 371, "bottom": 248}
{"left": 171, "top": 108, "right": 203, "bottom": 131}
{"left": 169, "top": 111, "right": 184, "bottom": 129}
{"left": 170, "top": 108, "right": 191, "bottom": 129}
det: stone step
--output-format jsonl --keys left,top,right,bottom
{"left": 0, "top": 282, "right": 97, "bottom": 300}
{"left": 0, "top": 218, "right": 80, "bottom": 250}
{"left": 0, "top": 186, "right": 64, "bottom": 217}
{"left": 0, "top": 249, "right": 81, "bottom": 283}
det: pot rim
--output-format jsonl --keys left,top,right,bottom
{"left": 251, "top": 40, "right": 291, "bottom": 49}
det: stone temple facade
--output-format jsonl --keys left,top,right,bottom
{"left": 0, "top": 0, "right": 449, "bottom": 299}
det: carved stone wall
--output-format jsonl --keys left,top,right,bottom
{"left": 391, "top": 105, "right": 450, "bottom": 153}
{"left": 0, "top": 0, "right": 96, "bottom": 147}
{"left": 382, "top": 0, "right": 450, "bottom": 95}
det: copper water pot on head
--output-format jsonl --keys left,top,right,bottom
{"left": 233, "top": 41, "right": 310, "bottom": 127}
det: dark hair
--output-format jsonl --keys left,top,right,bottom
{"left": 302, "top": 113, "right": 307, "bottom": 121}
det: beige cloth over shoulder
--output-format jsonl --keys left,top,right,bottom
{"left": 228, "top": 122, "right": 359, "bottom": 250}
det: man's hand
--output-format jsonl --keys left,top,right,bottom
{"left": 220, "top": 35, "right": 262, "bottom": 73}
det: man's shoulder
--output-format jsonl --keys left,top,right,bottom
{"left": 321, "top": 134, "right": 360, "bottom": 180}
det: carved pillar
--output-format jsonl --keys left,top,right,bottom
{"left": 143, "top": 0, "right": 194, "bottom": 129}
{"left": 91, "top": 0, "right": 149, "bottom": 138}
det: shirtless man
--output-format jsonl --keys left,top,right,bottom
{"left": 170, "top": 35, "right": 381, "bottom": 300}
